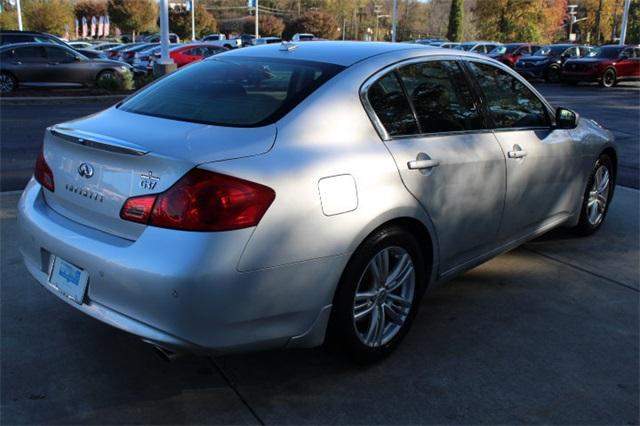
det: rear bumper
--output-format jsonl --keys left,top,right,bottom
{"left": 18, "top": 179, "right": 346, "bottom": 354}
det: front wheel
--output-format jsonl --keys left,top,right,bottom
{"left": 546, "top": 66, "right": 561, "bottom": 83}
{"left": 600, "top": 68, "right": 617, "bottom": 88}
{"left": 571, "top": 155, "right": 614, "bottom": 236}
{"left": 328, "top": 225, "right": 426, "bottom": 363}
{"left": 0, "top": 72, "right": 17, "bottom": 93}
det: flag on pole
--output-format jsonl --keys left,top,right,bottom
{"left": 98, "top": 16, "right": 104, "bottom": 37}
{"left": 64, "top": 24, "right": 70, "bottom": 40}
{"left": 104, "top": 16, "right": 110, "bottom": 36}
{"left": 75, "top": 18, "right": 79, "bottom": 39}
{"left": 90, "top": 16, "right": 97, "bottom": 37}
{"left": 82, "top": 16, "right": 88, "bottom": 38}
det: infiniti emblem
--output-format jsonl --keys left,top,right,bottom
{"left": 78, "top": 163, "right": 94, "bottom": 179}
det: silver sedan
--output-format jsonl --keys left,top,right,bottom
{"left": 18, "top": 42, "right": 616, "bottom": 362}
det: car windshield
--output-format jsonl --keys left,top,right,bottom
{"left": 118, "top": 57, "right": 345, "bottom": 127}
{"left": 587, "top": 46, "right": 624, "bottom": 58}
{"left": 489, "top": 46, "right": 507, "bottom": 55}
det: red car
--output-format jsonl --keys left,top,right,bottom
{"left": 562, "top": 44, "right": 640, "bottom": 87}
{"left": 487, "top": 43, "right": 542, "bottom": 68}
{"left": 153, "top": 43, "right": 227, "bottom": 68}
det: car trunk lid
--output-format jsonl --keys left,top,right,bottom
{"left": 42, "top": 107, "right": 276, "bottom": 240}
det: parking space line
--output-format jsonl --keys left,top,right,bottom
{"left": 524, "top": 247, "right": 639, "bottom": 292}
{"left": 209, "top": 357, "right": 265, "bottom": 426}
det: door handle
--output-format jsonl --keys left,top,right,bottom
{"left": 507, "top": 149, "right": 527, "bottom": 159}
{"left": 408, "top": 159, "right": 440, "bottom": 170}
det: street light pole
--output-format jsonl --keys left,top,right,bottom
{"left": 391, "top": 0, "right": 397, "bottom": 42}
{"left": 16, "top": 0, "right": 23, "bottom": 31}
{"left": 620, "top": 0, "right": 631, "bottom": 44}
{"left": 153, "top": 0, "right": 177, "bottom": 77}
{"left": 255, "top": 0, "right": 259, "bottom": 39}
{"left": 191, "top": 0, "right": 195, "bottom": 41}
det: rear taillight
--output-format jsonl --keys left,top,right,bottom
{"left": 34, "top": 147, "right": 55, "bottom": 192}
{"left": 120, "top": 169, "right": 275, "bottom": 231}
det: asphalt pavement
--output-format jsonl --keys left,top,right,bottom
{"left": 0, "top": 82, "right": 639, "bottom": 191}
{"left": 1, "top": 186, "right": 638, "bottom": 424}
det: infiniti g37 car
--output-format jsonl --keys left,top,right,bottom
{"left": 18, "top": 42, "right": 616, "bottom": 362}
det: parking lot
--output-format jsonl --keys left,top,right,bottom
{"left": 1, "top": 82, "right": 639, "bottom": 425}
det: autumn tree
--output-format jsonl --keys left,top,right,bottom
{"left": 108, "top": 0, "right": 158, "bottom": 41}
{"left": 169, "top": 4, "right": 217, "bottom": 39}
{"left": 24, "top": 0, "right": 75, "bottom": 36}
{"left": 447, "top": 0, "right": 464, "bottom": 41}
{"left": 474, "top": 0, "right": 567, "bottom": 43}
{"left": 283, "top": 11, "right": 338, "bottom": 40}
{"left": 243, "top": 15, "right": 285, "bottom": 37}
{"left": 0, "top": 2, "right": 19, "bottom": 30}
{"left": 74, "top": 0, "right": 107, "bottom": 19}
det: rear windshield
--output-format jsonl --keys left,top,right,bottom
{"left": 118, "top": 57, "right": 345, "bottom": 127}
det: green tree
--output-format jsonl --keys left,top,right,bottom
{"left": 169, "top": 3, "right": 217, "bottom": 39}
{"left": 243, "top": 14, "right": 285, "bottom": 37}
{"left": 0, "top": 2, "right": 19, "bottom": 30}
{"left": 108, "top": 0, "right": 158, "bottom": 41}
{"left": 447, "top": 0, "right": 464, "bottom": 41}
{"left": 24, "top": 0, "right": 75, "bottom": 36}
{"left": 283, "top": 10, "right": 338, "bottom": 40}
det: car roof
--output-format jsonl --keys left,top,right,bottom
{"left": 0, "top": 41, "right": 69, "bottom": 50}
{"left": 220, "top": 41, "right": 436, "bottom": 66}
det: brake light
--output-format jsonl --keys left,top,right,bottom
{"left": 120, "top": 169, "right": 275, "bottom": 231}
{"left": 34, "top": 147, "right": 55, "bottom": 192}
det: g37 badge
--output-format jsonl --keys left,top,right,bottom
{"left": 140, "top": 171, "right": 160, "bottom": 190}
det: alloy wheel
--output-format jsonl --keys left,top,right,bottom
{"left": 603, "top": 70, "right": 615, "bottom": 87}
{"left": 0, "top": 74, "right": 15, "bottom": 93}
{"left": 587, "top": 165, "right": 610, "bottom": 226}
{"left": 352, "top": 246, "right": 415, "bottom": 348}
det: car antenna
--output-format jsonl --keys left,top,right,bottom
{"left": 279, "top": 42, "right": 298, "bottom": 52}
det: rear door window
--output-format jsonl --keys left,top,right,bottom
{"left": 367, "top": 72, "right": 419, "bottom": 137}
{"left": 397, "top": 60, "right": 484, "bottom": 133}
{"left": 119, "top": 57, "right": 344, "bottom": 127}
{"left": 14, "top": 46, "right": 46, "bottom": 62}
{"left": 466, "top": 61, "right": 550, "bottom": 129}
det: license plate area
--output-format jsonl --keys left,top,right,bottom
{"left": 48, "top": 256, "right": 89, "bottom": 304}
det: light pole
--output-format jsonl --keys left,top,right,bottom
{"left": 190, "top": 0, "right": 195, "bottom": 41}
{"left": 153, "top": 0, "right": 177, "bottom": 77}
{"left": 391, "top": 0, "right": 397, "bottom": 42}
{"left": 255, "top": 0, "right": 259, "bottom": 39}
{"left": 16, "top": 0, "right": 23, "bottom": 31}
{"left": 620, "top": 0, "right": 631, "bottom": 44}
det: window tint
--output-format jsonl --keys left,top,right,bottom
{"left": 14, "top": 46, "right": 45, "bottom": 61}
{"left": 45, "top": 46, "right": 75, "bottom": 62}
{"left": 466, "top": 61, "right": 550, "bottom": 129}
{"left": 368, "top": 72, "right": 418, "bottom": 137}
{"left": 119, "top": 57, "right": 344, "bottom": 127}
{"left": 397, "top": 61, "right": 484, "bottom": 133}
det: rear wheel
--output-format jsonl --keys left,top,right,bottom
{"left": 0, "top": 72, "right": 17, "bottom": 93}
{"left": 571, "top": 155, "right": 614, "bottom": 236}
{"left": 600, "top": 68, "right": 616, "bottom": 88}
{"left": 328, "top": 225, "right": 425, "bottom": 363}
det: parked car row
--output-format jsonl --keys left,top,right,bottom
{"left": 418, "top": 38, "right": 640, "bottom": 87}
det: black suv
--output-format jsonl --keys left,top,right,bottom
{"left": 514, "top": 44, "right": 594, "bottom": 82}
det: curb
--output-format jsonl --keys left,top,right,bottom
{"left": 0, "top": 94, "right": 129, "bottom": 105}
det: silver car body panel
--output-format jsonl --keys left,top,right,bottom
{"left": 18, "top": 42, "right": 616, "bottom": 354}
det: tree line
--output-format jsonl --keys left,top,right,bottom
{"left": 0, "top": 0, "right": 638, "bottom": 44}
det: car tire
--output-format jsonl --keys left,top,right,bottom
{"left": 545, "top": 65, "right": 561, "bottom": 83}
{"left": 571, "top": 155, "right": 614, "bottom": 236}
{"left": 327, "top": 225, "right": 426, "bottom": 363}
{"left": 0, "top": 72, "right": 17, "bottom": 93}
{"left": 600, "top": 68, "right": 616, "bottom": 88}
{"left": 96, "top": 70, "right": 119, "bottom": 86}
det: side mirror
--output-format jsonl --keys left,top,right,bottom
{"left": 555, "top": 107, "right": 579, "bottom": 129}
